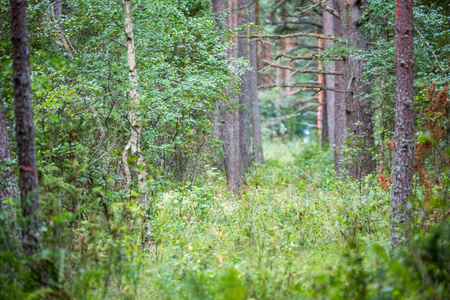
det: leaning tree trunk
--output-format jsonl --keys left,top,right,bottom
{"left": 122, "top": 0, "right": 153, "bottom": 249}
{"left": 336, "top": 0, "right": 375, "bottom": 179}
{"left": 212, "top": 0, "right": 243, "bottom": 194}
{"left": 238, "top": 0, "right": 252, "bottom": 171}
{"left": 249, "top": 0, "right": 264, "bottom": 165}
{"left": 390, "top": 0, "right": 414, "bottom": 245}
{"left": 10, "top": 0, "right": 41, "bottom": 255}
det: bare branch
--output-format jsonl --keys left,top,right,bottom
{"left": 259, "top": 83, "right": 344, "bottom": 93}
{"left": 265, "top": 102, "right": 318, "bottom": 127}
{"left": 295, "top": 0, "right": 328, "bottom": 15}
{"left": 245, "top": 31, "right": 336, "bottom": 40}
{"left": 322, "top": 6, "right": 340, "bottom": 18}
{"left": 260, "top": 60, "right": 342, "bottom": 75}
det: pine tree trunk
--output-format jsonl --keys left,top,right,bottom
{"left": 10, "top": 0, "right": 41, "bottom": 255}
{"left": 123, "top": 0, "right": 153, "bottom": 249}
{"left": 333, "top": 0, "right": 345, "bottom": 175}
{"left": 249, "top": 0, "right": 264, "bottom": 165}
{"left": 390, "top": 0, "right": 414, "bottom": 245}
{"left": 336, "top": 0, "right": 375, "bottom": 178}
{"left": 213, "top": 0, "right": 243, "bottom": 194}
{"left": 322, "top": 1, "right": 336, "bottom": 147}
{"left": 238, "top": 0, "right": 252, "bottom": 171}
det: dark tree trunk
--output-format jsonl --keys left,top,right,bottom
{"left": 336, "top": 0, "right": 375, "bottom": 178}
{"left": 390, "top": 0, "right": 414, "bottom": 245}
{"left": 10, "top": 0, "right": 42, "bottom": 255}
{"left": 213, "top": 0, "right": 243, "bottom": 194}
{"left": 0, "top": 98, "right": 17, "bottom": 226}
{"left": 238, "top": 0, "right": 252, "bottom": 171}
{"left": 249, "top": 0, "right": 264, "bottom": 165}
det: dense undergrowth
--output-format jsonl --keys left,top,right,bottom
{"left": 1, "top": 139, "right": 449, "bottom": 299}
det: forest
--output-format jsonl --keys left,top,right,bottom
{"left": 0, "top": 0, "right": 449, "bottom": 298}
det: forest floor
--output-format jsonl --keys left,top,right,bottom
{"left": 71, "top": 139, "right": 393, "bottom": 299}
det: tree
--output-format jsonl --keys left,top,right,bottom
{"left": 249, "top": 0, "right": 264, "bottom": 165}
{"left": 213, "top": 0, "right": 243, "bottom": 194}
{"left": 322, "top": 0, "right": 336, "bottom": 148}
{"left": 122, "top": 0, "right": 153, "bottom": 249}
{"left": 390, "top": 0, "right": 414, "bottom": 245}
{"left": 335, "top": 0, "right": 376, "bottom": 179}
{"left": 238, "top": 0, "right": 252, "bottom": 171}
{"left": 9, "top": 0, "right": 41, "bottom": 255}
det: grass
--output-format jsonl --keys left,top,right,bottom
{"left": 4, "top": 138, "right": 445, "bottom": 299}
{"left": 68, "top": 139, "right": 394, "bottom": 299}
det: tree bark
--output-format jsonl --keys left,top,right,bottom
{"left": 333, "top": 0, "right": 345, "bottom": 175}
{"left": 10, "top": 0, "right": 41, "bottom": 255}
{"left": 390, "top": 0, "right": 414, "bottom": 245}
{"left": 123, "top": 0, "right": 153, "bottom": 249}
{"left": 323, "top": 0, "right": 336, "bottom": 147}
{"left": 238, "top": 0, "right": 252, "bottom": 171}
{"left": 50, "top": 0, "right": 74, "bottom": 57}
{"left": 213, "top": 0, "right": 243, "bottom": 194}
{"left": 249, "top": 0, "right": 264, "bottom": 165}
{"left": 336, "top": 0, "right": 375, "bottom": 178}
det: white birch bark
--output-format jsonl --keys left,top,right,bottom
{"left": 123, "top": 0, "right": 154, "bottom": 250}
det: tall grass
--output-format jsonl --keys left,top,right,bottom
{"left": 2, "top": 139, "right": 448, "bottom": 299}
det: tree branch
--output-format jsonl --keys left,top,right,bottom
{"left": 245, "top": 31, "right": 336, "bottom": 40}
{"left": 258, "top": 83, "right": 344, "bottom": 93}
{"left": 260, "top": 59, "right": 342, "bottom": 75}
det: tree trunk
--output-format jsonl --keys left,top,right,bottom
{"left": 390, "top": 0, "right": 414, "bottom": 245}
{"left": 123, "top": 0, "right": 153, "bottom": 249}
{"left": 322, "top": 1, "right": 336, "bottom": 148}
{"left": 50, "top": 0, "right": 73, "bottom": 57}
{"left": 10, "top": 0, "right": 42, "bottom": 255}
{"left": 336, "top": 0, "right": 375, "bottom": 178}
{"left": 321, "top": 76, "right": 328, "bottom": 146}
{"left": 0, "top": 98, "right": 17, "bottom": 227}
{"left": 317, "top": 38, "right": 327, "bottom": 147}
{"left": 333, "top": 0, "right": 345, "bottom": 175}
{"left": 249, "top": 0, "right": 264, "bottom": 165}
{"left": 238, "top": 0, "right": 252, "bottom": 171}
{"left": 213, "top": 0, "right": 243, "bottom": 194}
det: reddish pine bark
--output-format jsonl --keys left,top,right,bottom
{"left": 10, "top": 0, "right": 42, "bottom": 255}
{"left": 390, "top": 0, "right": 414, "bottom": 245}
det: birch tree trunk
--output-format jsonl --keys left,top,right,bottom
{"left": 123, "top": 0, "right": 153, "bottom": 249}
{"left": 390, "top": 0, "right": 414, "bottom": 245}
{"left": 238, "top": 0, "right": 252, "bottom": 171}
{"left": 249, "top": 0, "right": 264, "bottom": 165}
{"left": 10, "top": 0, "right": 42, "bottom": 255}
